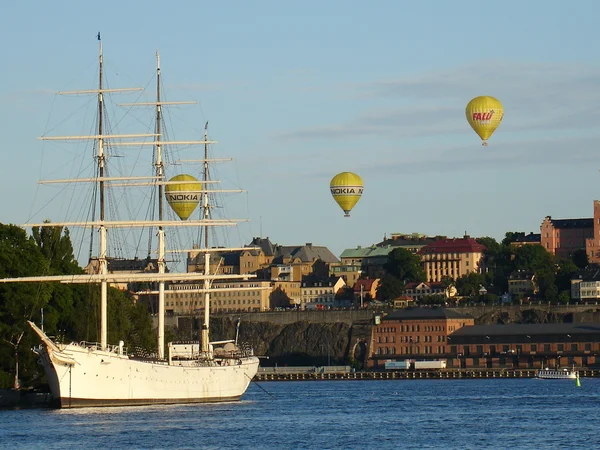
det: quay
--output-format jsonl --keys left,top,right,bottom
{"left": 254, "top": 367, "right": 600, "bottom": 381}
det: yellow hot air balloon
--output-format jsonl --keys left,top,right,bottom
{"left": 165, "top": 174, "right": 201, "bottom": 220}
{"left": 465, "top": 96, "right": 504, "bottom": 146}
{"left": 330, "top": 172, "right": 363, "bottom": 217}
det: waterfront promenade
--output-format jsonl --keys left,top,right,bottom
{"left": 254, "top": 367, "right": 600, "bottom": 381}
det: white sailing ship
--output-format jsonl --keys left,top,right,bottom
{"left": 0, "top": 36, "right": 259, "bottom": 408}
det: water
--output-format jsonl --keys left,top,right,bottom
{"left": 1, "top": 378, "right": 599, "bottom": 449}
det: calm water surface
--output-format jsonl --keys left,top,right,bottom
{"left": 1, "top": 378, "right": 599, "bottom": 449}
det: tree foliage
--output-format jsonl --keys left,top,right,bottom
{"left": 0, "top": 223, "right": 156, "bottom": 388}
{"left": 384, "top": 248, "right": 426, "bottom": 282}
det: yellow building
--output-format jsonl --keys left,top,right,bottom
{"left": 417, "top": 236, "right": 486, "bottom": 282}
{"left": 508, "top": 271, "right": 538, "bottom": 297}
{"left": 165, "top": 280, "right": 272, "bottom": 314}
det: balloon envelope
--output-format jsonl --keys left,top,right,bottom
{"left": 165, "top": 174, "right": 201, "bottom": 220}
{"left": 330, "top": 172, "right": 363, "bottom": 217}
{"left": 465, "top": 96, "right": 504, "bottom": 145}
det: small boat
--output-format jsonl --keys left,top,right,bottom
{"left": 535, "top": 367, "right": 578, "bottom": 380}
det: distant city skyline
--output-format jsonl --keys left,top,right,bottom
{"left": 2, "top": 1, "right": 600, "bottom": 262}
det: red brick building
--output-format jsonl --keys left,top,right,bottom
{"left": 585, "top": 201, "right": 600, "bottom": 264}
{"left": 369, "top": 308, "right": 474, "bottom": 369}
{"left": 540, "top": 216, "right": 593, "bottom": 260}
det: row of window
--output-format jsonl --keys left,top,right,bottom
{"left": 376, "top": 324, "right": 446, "bottom": 333}
{"left": 376, "top": 335, "right": 446, "bottom": 343}
{"left": 450, "top": 343, "right": 596, "bottom": 354}
{"left": 167, "top": 299, "right": 262, "bottom": 307}
{"left": 376, "top": 346, "right": 446, "bottom": 355}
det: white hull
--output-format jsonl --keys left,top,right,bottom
{"left": 535, "top": 369, "right": 578, "bottom": 380}
{"left": 32, "top": 326, "right": 259, "bottom": 408}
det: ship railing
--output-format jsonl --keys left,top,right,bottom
{"left": 74, "top": 340, "right": 128, "bottom": 356}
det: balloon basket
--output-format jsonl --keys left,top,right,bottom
{"left": 344, "top": 213, "right": 350, "bottom": 218}
{"left": 482, "top": 141, "right": 488, "bottom": 146}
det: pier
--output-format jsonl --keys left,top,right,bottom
{"left": 254, "top": 367, "right": 600, "bottom": 381}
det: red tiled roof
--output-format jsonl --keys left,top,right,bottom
{"left": 418, "top": 237, "right": 486, "bottom": 255}
{"left": 353, "top": 279, "right": 376, "bottom": 291}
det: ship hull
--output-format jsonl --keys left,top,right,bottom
{"left": 36, "top": 341, "right": 259, "bottom": 409}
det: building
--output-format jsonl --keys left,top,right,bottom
{"left": 509, "top": 232, "right": 541, "bottom": 248}
{"left": 417, "top": 236, "right": 486, "bottom": 282}
{"left": 448, "top": 323, "right": 600, "bottom": 369}
{"left": 507, "top": 270, "right": 538, "bottom": 298}
{"left": 540, "top": 216, "right": 593, "bottom": 260}
{"left": 300, "top": 276, "right": 346, "bottom": 309}
{"left": 403, "top": 281, "right": 456, "bottom": 302}
{"left": 585, "top": 201, "right": 600, "bottom": 264}
{"left": 328, "top": 261, "right": 362, "bottom": 288}
{"left": 571, "top": 265, "right": 600, "bottom": 303}
{"left": 85, "top": 256, "right": 159, "bottom": 292}
{"left": 392, "top": 296, "right": 415, "bottom": 308}
{"left": 375, "top": 233, "right": 436, "bottom": 254}
{"left": 353, "top": 278, "right": 380, "bottom": 305}
{"left": 165, "top": 280, "right": 272, "bottom": 314}
{"left": 369, "top": 308, "right": 475, "bottom": 369}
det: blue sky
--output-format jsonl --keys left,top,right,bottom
{"left": 2, "top": 1, "right": 600, "bottom": 261}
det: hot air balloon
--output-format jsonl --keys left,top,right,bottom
{"left": 165, "top": 174, "right": 201, "bottom": 220}
{"left": 465, "top": 96, "right": 504, "bottom": 146}
{"left": 330, "top": 172, "right": 363, "bottom": 217}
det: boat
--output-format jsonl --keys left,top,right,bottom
{"left": 0, "top": 36, "right": 260, "bottom": 408}
{"left": 535, "top": 367, "right": 578, "bottom": 380}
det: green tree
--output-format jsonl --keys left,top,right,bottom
{"left": 0, "top": 224, "right": 53, "bottom": 388}
{"left": 384, "top": 248, "right": 426, "bottom": 283}
{"left": 571, "top": 249, "right": 589, "bottom": 269}
{"left": 455, "top": 272, "right": 486, "bottom": 297}
{"left": 555, "top": 259, "right": 579, "bottom": 294}
{"left": 535, "top": 267, "right": 558, "bottom": 301}
{"left": 513, "top": 244, "right": 554, "bottom": 272}
{"left": 501, "top": 231, "right": 526, "bottom": 247}
{"left": 376, "top": 274, "right": 405, "bottom": 301}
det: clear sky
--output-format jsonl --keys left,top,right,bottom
{"left": 2, "top": 0, "right": 600, "bottom": 259}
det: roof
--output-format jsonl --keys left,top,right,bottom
{"left": 545, "top": 217, "right": 593, "bottom": 229}
{"left": 450, "top": 323, "right": 600, "bottom": 338}
{"left": 508, "top": 270, "right": 535, "bottom": 280}
{"left": 340, "top": 245, "right": 394, "bottom": 259}
{"left": 301, "top": 275, "right": 342, "bottom": 287}
{"left": 375, "top": 235, "right": 436, "bottom": 248}
{"left": 382, "top": 307, "right": 473, "bottom": 321}
{"left": 353, "top": 278, "right": 378, "bottom": 291}
{"left": 107, "top": 257, "right": 158, "bottom": 272}
{"left": 418, "top": 236, "right": 486, "bottom": 255}
{"left": 573, "top": 265, "right": 600, "bottom": 282}
{"left": 246, "top": 237, "right": 276, "bottom": 256}
{"left": 404, "top": 281, "right": 446, "bottom": 290}
{"left": 271, "top": 243, "right": 339, "bottom": 264}
{"left": 511, "top": 233, "right": 541, "bottom": 243}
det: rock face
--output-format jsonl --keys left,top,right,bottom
{"left": 476, "top": 309, "right": 573, "bottom": 325}
{"left": 210, "top": 318, "right": 354, "bottom": 367}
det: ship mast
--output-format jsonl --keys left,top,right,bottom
{"left": 97, "top": 34, "right": 109, "bottom": 351}
{"left": 201, "top": 122, "right": 211, "bottom": 354}
{"left": 155, "top": 51, "right": 166, "bottom": 359}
